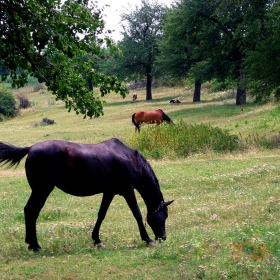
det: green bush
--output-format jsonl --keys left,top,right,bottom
{"left": 3, "top": 74, "right": 38, "bottom": 85}
{"left": 0, "top": 86, "right": 17, "bottom": 118}
{"left": 128, "top": 121, "right": 239, "bottom": 159}
{"left": 209, "top": 79, "right": 234, "bottom": 93}
{"left": 33, "top": 83, "right": 46, "bottom": 92}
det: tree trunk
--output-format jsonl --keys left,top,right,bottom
{"left": 193, "top": 80, "right": 201, "bottom": 102}
{"left": 146, "top": 64, "right": 152, "bottom": 100}
{"left": 87, "top": 78, "right": 93, "bottom": 91}
{"left": 236, "top": 71, "right": 246, "bottom": 105}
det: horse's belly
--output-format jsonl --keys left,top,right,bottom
{"left": 56, "top": 175, "right": 117, "bottom": 197}
{"left": 57, "top": 185, "right": 102, "bottom": 196}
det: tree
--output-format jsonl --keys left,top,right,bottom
{"left": 245, "top": 1, "right": 280, "bottom": 101}
{"left": 105, "top": 0, "right": 167, "bottom": 100}
{"left": 159, "top": 0, "right": 273, "bottom": 105}
{"left": 157, "top": 1, "right": 209, "bottom": 102}
{"left": 0, "top": 0, "right": 128, "bottom": 118}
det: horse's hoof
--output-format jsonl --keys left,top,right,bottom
{"left": 28, "top": 244, "right": 42, "bottom": 252}
{"left": 95, "top": 242, "right": 105, "bottom": 248}
{"left": 147, "top": 241, "right": 156, "bottom": 247}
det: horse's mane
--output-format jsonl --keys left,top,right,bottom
{"left": 136, "top": 150, "right": 163, "bottom": 198}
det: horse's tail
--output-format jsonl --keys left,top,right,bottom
{"left": 160, "top": 110, "right": 172, "bottom": 123}
{"left": 0, "top": 142, "right": 30, "bottom": 168}
{"left": 132, "top": 113, "right": 140, "bottom": 132}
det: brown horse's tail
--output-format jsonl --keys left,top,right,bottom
{"left": 0, "top": 142, "right": 30, "bottom": 168}
{"left": 132, "top": 113, "right": 140, "bottom": 132}
{"left": 160, "top": 110, "right": 172, "bottom": 123}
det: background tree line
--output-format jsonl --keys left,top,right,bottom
{"left": 102, "top": 0, "right": 280, "bottom": 106}
{"left": 1, "top": 0, "right": 279, "bottom": 118}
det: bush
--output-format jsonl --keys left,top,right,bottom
{"left": 0, "top": 86, "right": 17, "bottom": 118}
{"left": 33, "top": 83, "right": 46, "bottom": 92}
{"left": 2, "top": 75, "right": 38, "bottom": 85}
{"left": 208, "top": 79, "right": 234, "bottom": 93}
{"left": 128, "top": 121, "right": 239, "bottom": 159}
{"left": 34, "top": 118, "right": 55, "bottom": 127}
{"left": 42, "top": 118, "right": 55, "bottom": 125}
{"left": 17, "top": 94, "right": 31, "bottom": 109}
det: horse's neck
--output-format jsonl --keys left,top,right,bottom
{"left": 136, "top": 152, "right": 163, "bottom": 212}
{"left": 136, "top": 183, "right": 163, "bottom": 213}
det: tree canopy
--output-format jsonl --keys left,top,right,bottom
{"left": 245, "top": 0, "right": 280, "bottom": 102}
{"left": 157, "top": 0, "right": 279, "bottom": 105}
{"left": 0, "top": 0, "right": 128, "bottom": 118}
{"left": 102, "top": 0, "right": 167, "bottom": 100}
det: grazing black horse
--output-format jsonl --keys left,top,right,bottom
{"left": 0, "top": 138, "right": 173, "bottom": 251}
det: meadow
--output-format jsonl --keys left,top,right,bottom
{"left": 0, "top": 85, "right": 279, "bottom": 279}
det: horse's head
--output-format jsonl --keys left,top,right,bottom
{"left": 146, "top": 200, "right": 174, "bottom": 241}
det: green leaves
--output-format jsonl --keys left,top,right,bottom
{"left": 102, "top": 0, "right": 168, "bottom": 100}
{"left": 0, "top": 0, "right": 128, "bottom": 118}
{"left": 0, "top": 86, "right": 17, "bottom": 118}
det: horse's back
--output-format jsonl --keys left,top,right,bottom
{"left": 25, "top": 139, "right": 140, "bottom": 196}
{"left": 134, "top": 110, "right": 162, "bottom": 124}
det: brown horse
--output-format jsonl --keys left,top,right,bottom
{"left": 132, "top": 109, "right": 172, "bottom": 132}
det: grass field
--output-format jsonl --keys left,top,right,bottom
{"left": 0, "top": 85, "right": 279, "bottom": 279}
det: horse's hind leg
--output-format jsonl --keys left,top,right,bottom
{"left": 92, "top": 192, "right": 114, "bottom": 247}
{"left": 135, "top": 124, "right": 140, "bottom": 132}
{"left": 24, "top": 188, "right": 53, "bottom": 251}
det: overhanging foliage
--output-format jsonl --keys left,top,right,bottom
{"left": 0, "top": 0, "right": 128, "bottom": 118}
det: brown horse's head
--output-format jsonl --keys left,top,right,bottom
{"left": 158, "top": 109, "right": 172, "bottom": 123}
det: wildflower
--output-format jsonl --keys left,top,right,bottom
{"left": 211, "top": 214, "right": 218, "bottom": 220}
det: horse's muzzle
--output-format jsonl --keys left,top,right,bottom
{"left": 156, "top": 234, "right": 166, "bottom": 241}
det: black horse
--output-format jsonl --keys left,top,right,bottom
{"left": 0, "top": 138, "right": 173, "bottom": 251}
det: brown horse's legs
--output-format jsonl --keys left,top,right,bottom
{"left": 92, "top": 192, "right": 115, "bottom": 247}
{"left": 24, "top": 188, "right": 53, "bottom": 251}
{"left": 123, "top": 187, "right": 154, "bottom": 246}
{"left": 135, "top": 123, "right": 140, "bottom": 132}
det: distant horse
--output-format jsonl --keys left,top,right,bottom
{"left": 132, "top": 109, "right": 172, "bottom": 132}
{"left": 170, "top": 99, "right": 181, "bottom": 104}
{"left": 132, "top": 93, "right": 137, "bottom": 101}
{"left": 0, "top": 138, "right": 173, "bottom": 251}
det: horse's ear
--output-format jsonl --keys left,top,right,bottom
{"left": 164, "top": 200, "right": 174, "bottom": 206}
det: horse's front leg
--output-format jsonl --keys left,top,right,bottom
{"left": 92, "top": 193, "right": 114, "bottom": 248}
{"left": 123, "top": 188, "right": 155, "bottom": 246}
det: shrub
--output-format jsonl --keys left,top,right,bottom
{"left": 0, "top": 86, "right": 17, "bottom": 118}
{"left": 17, "top": 94, "right": 31, "bottom": 109}
{"left": 33, "top": 118, "right": 55, "bottom": 127}
{"left": 208, "top": 79, "right": 234, "bottom": 93}
{"left": 42, "top": 118, "right": 55, "bottom": 125}
{"left": 33, "top": 83, "right": 46, "bottom": 92}
{"left": 128, "top": 121, "right": 239, "bottom": 159}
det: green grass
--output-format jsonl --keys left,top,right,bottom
{"left": 0, "top": 86, "right": 279, "bottom": 279}
{"left": 129, "top": 121, "right": 238, "bottom": 159}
